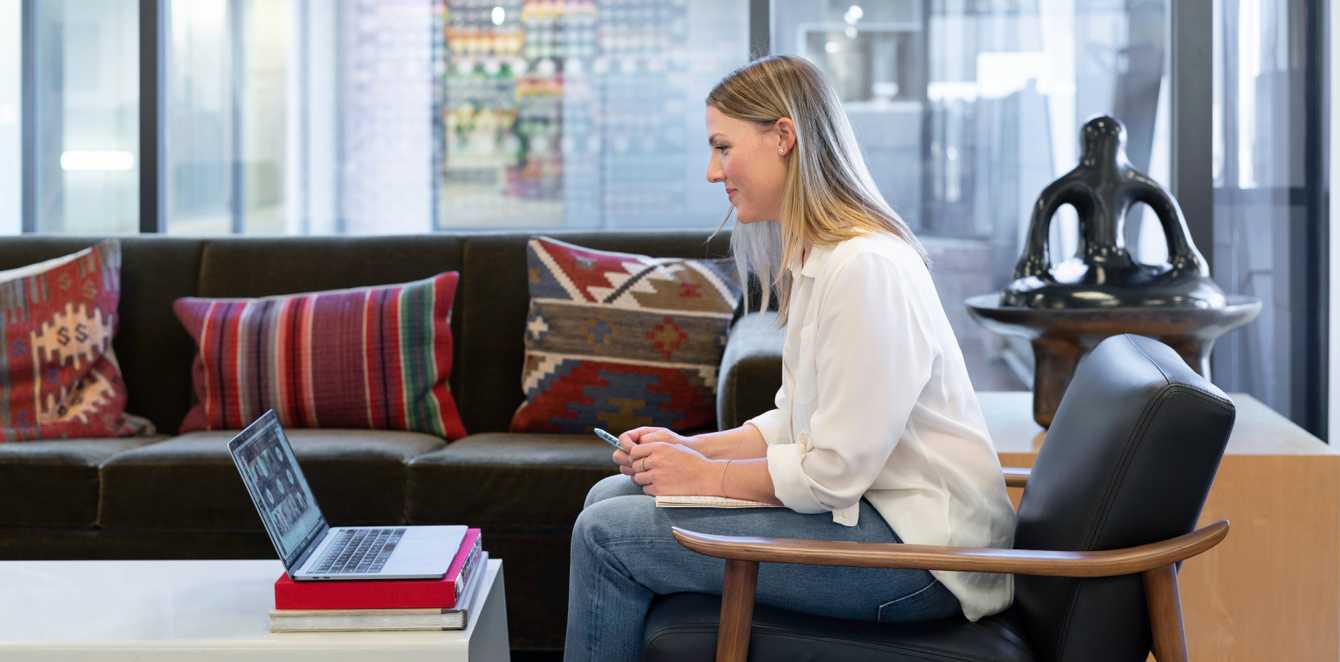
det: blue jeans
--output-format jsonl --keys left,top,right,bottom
{"left": 563, "top": 474, "right": 961, "bottom": 662}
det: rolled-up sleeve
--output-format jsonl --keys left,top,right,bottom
{"left": 766, "top": 251, "right": 938, "bottom": 524}
{"left": 745, "top": 386, "right": 789, "bottom": 445}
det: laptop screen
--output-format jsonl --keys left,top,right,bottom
{"left": 228, "top": 411, "right": 327, "bottom": 571}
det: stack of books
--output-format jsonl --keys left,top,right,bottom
{"left": 269, "top": 528, "right": 486, "bottom": 632}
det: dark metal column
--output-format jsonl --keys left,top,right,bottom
{"left": 1300, "top": 0, "right": 1328, "bottom": 437}
{"left": 1170, "top": 0, "right": 1214, "bottom": 270}
{"left": 139, "top": 0, "right": 163, "bottom": 233}
{"left": 748, "top": 0, "right": 769, "bottom": 58}
{"left": 20, "top": 0, "right": 36, "bottom": 233}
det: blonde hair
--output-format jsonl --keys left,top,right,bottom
{"left": 707, "top": 55, "right": 927, "bottom": 325}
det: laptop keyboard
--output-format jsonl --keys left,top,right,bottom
{"left": 311, "top": 527, "right": 406, "bottom": 575}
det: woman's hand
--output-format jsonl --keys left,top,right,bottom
{"left": 626, "top": 442, "right": 720, "bottom": 497}
{"left": 610, "top": 425, "right": 768, "bottom": 472}
{"left": 621, "top": 426, "right": 692, "bottom": 447}
{"left": 612, "top": 427, "right": 692, "bottom": 475}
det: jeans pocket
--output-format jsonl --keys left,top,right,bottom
{"left": 876, "top": 580, "right": 955, "bottom": 624}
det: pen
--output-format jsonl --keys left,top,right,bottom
{"left": 593, "top": 427, "right": 624, "bottom": 451}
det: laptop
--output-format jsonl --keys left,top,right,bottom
{"left": 228, "top": 410, "right": 465, "bottom": 581}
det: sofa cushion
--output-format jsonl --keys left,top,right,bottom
{"left": 716, "top": 311, "right": 785, "bottom": 430}
{"left": 508, "top": 237, "right": 740, "bottom": 434}
{"left": 195, "top": 236, "right": 465, "bottom": 300}
{"left": 100, "top": 430, "right": 445, "bottom": 530}
{"left": 0, "top": 437, "right": 164, "bottom": 527}
{"left": 173, "top": 272, "right": 466, "bottom": 439}
{"left": 406, "top": 432, "right": 620, "bottom": 529}
{"left": 0, "top": 240, "right": 152, "bottom": 440}
{"left": 454, "top": 231, "right": 732, "bottom": 434}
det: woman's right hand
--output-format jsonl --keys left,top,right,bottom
{"left": 614, "top": 427, "right": 692, "bottom": 475}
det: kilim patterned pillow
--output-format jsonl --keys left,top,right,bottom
{"left": 0, "top": 240, "right": 150, "bottom": 441}
{"left": 510, "top": 237, "right": 741, "bottom": 434}
{"left": 173, "top": 272, "right": 467, "bottom": 440}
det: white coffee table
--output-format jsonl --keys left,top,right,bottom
{"left": 0, "top": 558, "right": 509, "bottom": 661}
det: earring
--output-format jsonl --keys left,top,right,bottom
{"left": 778, "top": 148, "right": 785, "bottom": 156}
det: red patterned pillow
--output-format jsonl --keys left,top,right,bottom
{"left": 0, "top": 240, "right": 148, "bottom": 441}
{"left": 510, "top": 237, "right": 741, "bottom": 434}
{"left": 174, "top": 273, "right": 466, "bottom": 439}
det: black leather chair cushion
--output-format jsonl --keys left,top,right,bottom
{"left": 1012, "top": 334, "right": 1235, "bottom": 662}
{"left": 644, "top": 593, "right": 1036, "bottom": 662}
{"left": 0, "top": 437, "right": 164, "bottom": 527}
{"left": 99, "top": 430, "right": 444, "bottom": 529}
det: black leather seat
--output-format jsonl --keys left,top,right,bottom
{"left": 645, "top": 593, "right": 1034, "bottom": 662}
{"left": 644, "top": 334, "right": 1237, "bottom": 662}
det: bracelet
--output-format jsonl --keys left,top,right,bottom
{"left": 720, "top": 459, "right": 734, "bottom": 497}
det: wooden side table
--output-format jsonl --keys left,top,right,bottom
{"left": 967, "top": 297, "right": 1261, "bottom": 427}
{"left": 980, "top": 391, "right": 1340, "bottom": 662}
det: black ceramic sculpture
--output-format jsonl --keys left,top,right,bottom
{"left": 968, "top": 115, "right": 1260, "bottom": 427}
{"left": 1003, "top": 115, "right": 1227, "bottom": 309}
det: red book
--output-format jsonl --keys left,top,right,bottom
{"left": 274, "top": 528, "right": 483, "bottom": 610}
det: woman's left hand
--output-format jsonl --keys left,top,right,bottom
{"left": 627, "top": 442, "right": 718, "bottom": 497}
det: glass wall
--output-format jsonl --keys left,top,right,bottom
{"left": 772, "top": 0, "right": 1171, "bottom": 389}
{"left": 160, "top": 0, "right": 748, "bottom": 235}
{"left": 30, "top": 0, "right": 140, "bottom": 234}
{"left": 340, "top": 0, "right": 437, "bottom": 234}
{"left": 166, "top": 0, "right": 442, "bottom": 235}
{"left": 165, "top": 0, "right": 236, "bottom": 234}
{"left": 0, "top": 0, "right": 19, "bottom": 234}
{"left": 438, "top": 0, "right": 748, "bottom": 230}
{"left": 165, "top": 0, "right": 292, "bottom": 235}
{"left": 1212, "top": 0, "right": 1328, "bottom": 431}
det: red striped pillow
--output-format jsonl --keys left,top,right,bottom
{"left": 173, "top": 273, "right": 466, "bottom": 439}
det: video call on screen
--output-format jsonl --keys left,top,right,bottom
{"left": 237, "top": 427, "right": 319, "bottom": 559}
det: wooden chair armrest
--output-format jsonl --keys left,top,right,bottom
{"left": 1002, "top": 466, "right": 1030, "bottom": 487}
{"left": 671, "top": 520, "right": 1228, "bottom": 579}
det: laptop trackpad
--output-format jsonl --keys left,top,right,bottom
{"left": 380, "top": 525, "right": 466, "bottom": 577}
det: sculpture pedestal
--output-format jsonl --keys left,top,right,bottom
{"left": 965, "top": 294, "right": 1262, "bottom": 427}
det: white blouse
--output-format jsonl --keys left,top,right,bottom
{"left": 745, "top": 231, "right": 1016, "bottom": 622}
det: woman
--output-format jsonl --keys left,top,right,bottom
{"left": 564, "top": 55, "right": 1016, "bottom": 661}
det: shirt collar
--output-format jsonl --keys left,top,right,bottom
{"left": 789, "top": 243, "right": 835, "bottom": 279}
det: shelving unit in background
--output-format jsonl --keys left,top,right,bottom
{"left": 435, "top": 0, "right": 697, "bottom": 229}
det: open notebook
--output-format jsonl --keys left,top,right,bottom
{"left": 654, "top": 496, "right": 782, "bottom": 509}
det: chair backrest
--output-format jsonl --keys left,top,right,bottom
{"left": 1012, "top": 334, "right": 1235, "bottom": 662}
